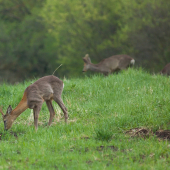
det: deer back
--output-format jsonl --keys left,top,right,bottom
{"left": 26, "top": 75, "right": 64, "bottom": 108}
{"left": 98, "top": 55, "right": 134, "bottom": 70}
{"left": 160, "top": 63, "right": 170, "bottom": 76}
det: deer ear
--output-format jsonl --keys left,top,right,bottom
{"left": 6, "top": 105, "right": 12, "bottom": 115}
{"left": 84, "top": 54, "right": 91, "bottom": 63}
{"left": 83, "top": 58, "right": 88, "bottom": 63}
{"left": 85, "top": 54, "right": 89, "bottom": 57}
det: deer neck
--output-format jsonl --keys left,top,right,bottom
{"left": 88, "top": 63, "right": 103, "bottom": 72}
{"left": 10, "top": 95, "right": 28, "bottom": 120}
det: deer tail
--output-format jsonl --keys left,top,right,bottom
{"left": 130, "top": 59, "right": 135, "bottom": 65}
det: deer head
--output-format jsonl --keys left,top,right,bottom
{"left": 0, "top": 105, "right": 14, "bottom": 130}
{"left": 82, "top": 54, "right": 91, "bottom": 72}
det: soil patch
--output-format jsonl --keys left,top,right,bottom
{"left": 0, "top": 131, "right": 24, "bottom": 140}
{"left": 96, "top": 145, "right": 118, "bottom": 151}
{"left": 126, "top": 128, "right": 151, "bottom": 138}
{"left": 69, "top": 145, "right": 117, "bottom": 153}
{"left": 81, "top": 136, "right": 90, "bottom": 140}
{"left": 126, "top": 128, "right": 170, "bottom": 140}
{"left": 155, "top": 130, "right": 170, "bottom": 140}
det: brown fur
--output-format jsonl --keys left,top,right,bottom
{"left": 82, "top": 54, "right": 135, "bottom": 76}
{"left": 0, "top": 75, "right": 68, "bottom": 131}
{"left": 160, "top": 63, "right": 170, "bottom": 76}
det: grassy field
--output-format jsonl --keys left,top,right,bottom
{"left": 0, "top": 68, "right": 170, "bottom": 170}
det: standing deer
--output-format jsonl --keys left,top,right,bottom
{"left": 0, "top": 75, "right": 68, "bottom": 131}
{"left": 82, "top": 54, "right": 135, "bottom": 76}
{"left": 160, "top": 63, "right": 170, "bottom": 76}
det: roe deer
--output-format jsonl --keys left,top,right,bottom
{"left": 160, "top": 63, "right": 170, "bottom": 76}
{"left": 0, "top": 75, "right": 68, "bottom": 131}
{"left": 82, "top": 54, "right": 135, "bottom": 76}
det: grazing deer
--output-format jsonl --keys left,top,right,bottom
{"left": 82, "top": 54, "right": 135, "bottom": 76}
{"left": 0, "top": 75, "right": 68, "bottom": 131}
{"left": 160, "top": 63, "right": 170, "bottom": 76}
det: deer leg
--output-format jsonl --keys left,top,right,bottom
{"left": 33, "top": 104, "right": 42, "bottom": 131}
{"left": 46, "top": 100, "right": 55, "bottom": 126}
{"left": 53, "top": 97, "right": 68, "bottom": 123}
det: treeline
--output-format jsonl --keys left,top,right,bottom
{"left": 0, "top": 0, "right": 169, "bottom": 82}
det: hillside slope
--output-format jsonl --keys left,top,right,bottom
{"left": 0, "top": 68, "right": 170, "bottom": 169}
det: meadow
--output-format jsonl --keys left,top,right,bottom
{"left": 0, "top": 68, "right": 170, "bottom": 170}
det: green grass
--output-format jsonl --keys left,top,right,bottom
{"left": 0, "top": 68, "right": 170, "bottom": 169}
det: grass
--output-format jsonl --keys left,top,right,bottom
{"left": 0, "top": 68, "right": 170, "bottom": 169}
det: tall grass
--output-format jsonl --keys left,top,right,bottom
{"left": 0, "top": 68, "right": 170, "bottom": 169}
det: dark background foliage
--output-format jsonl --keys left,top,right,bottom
{"left": 0, "top": 0, "right": 169, "bottom": 83}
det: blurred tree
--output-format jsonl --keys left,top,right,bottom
{"left": 0, "top": 0, "right": 170, "bottom": 82}
{"left": 41, "top": 0, "right": 122, "bottom": 77}
{"left": 0, "top": 0, "right": 51, "bottom": 82}
{"left": 116, "top": 0, "right": 170, "bottom": 72}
